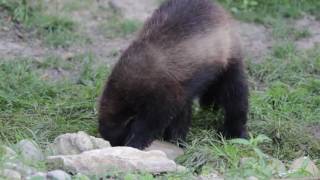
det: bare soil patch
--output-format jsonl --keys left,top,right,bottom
{"left": 308, "top": 124, "right": 320, "bottom": 140}
{"left": 295, "top": 15, "right": 320, "bottom": 50}
{"left": 237, "top": 22, "right": 273, "bottom": 61}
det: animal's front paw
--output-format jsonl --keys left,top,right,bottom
{"left": 124, "top": 133, "right": 153, "bottom": 150}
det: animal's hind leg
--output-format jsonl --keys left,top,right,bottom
{"left": 217, "top": 61, "right": 249, "bottom": 138}
{"left": 199, "top": 82, "right": 220, "bottom": 110}
{"left": 163, "top": 102, "right": 192, "bottom": 145}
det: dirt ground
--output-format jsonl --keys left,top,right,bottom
{"left": 1, "top": 0, "right": 320, "bottom": 64}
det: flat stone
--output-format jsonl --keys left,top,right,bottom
{"left": 47, "top": 147, "right": 183, "bottom": 175}
{"left": 89, "top": 136, "right": 111, "bottom": 149}
{"left": 26, "top": 172, "right": 47, "bottom": 180}
{"left": 4, "top": 162, "right": 37, "bottom": 177}
{"left": 47, "top": 170, "right": 71, "bottom": 180}
{"left": 47, "top": 131, "right": 111, "bottom": 156}
{"left": 145, "top": 140, "right": 184, "bottom": 160}
{"left": 290, "top": 156, "right": 320, "bottom": 177}
{"left": 16, "top": 140, "right": 44, "bottom": 162}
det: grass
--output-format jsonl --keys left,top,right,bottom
{"left": 248, "top": 45, "right": 320, "bottom": 158}
{"left": 269, "top": 18, "right": 312, "bottom": 41}
{"left": 0, "top": 0, "right": 88, "bottom": 48}
{"left": 0, "top": 54, "right": 107, "bottom": 145}
{"left": 29, "top": 14, "right": 89, "bottom": 48}
{"left": 218, "top": 0, "right": 320, "bottom": 23}
{"left": 0, "top": 0, "right": 320, "bottom": 179}
{"left": 0, "top": 45, "right": 319, "bottom": 178}
{"left": 62, "top": 0, "right": 92, "bottom": 12}
{"left": 99, "top": 14, "right": 142, "bottom": 39}
{"left": 176, "top": 44, "right": 320, "bottom": 178}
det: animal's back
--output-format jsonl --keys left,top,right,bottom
{"left": 140, "top": 0, "right": 229, "bottom": 44}
{"left": 136, "top": 0, "right": 239, "bottom": 81}
{"left": 112, "top": 0, "right": 241, "bottom": 91}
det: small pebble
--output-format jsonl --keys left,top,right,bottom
{"left": 47, "top": 170, "right": 71, "bottom": 180}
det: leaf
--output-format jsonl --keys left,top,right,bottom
{"left": 229, "top": 138, "right": 251, "bottom": 145}
{"left": 253, "top": 147, "right": 268, "bottom": 160}
{"left": 255, "top": 134, "right": 272, "bottom": 144}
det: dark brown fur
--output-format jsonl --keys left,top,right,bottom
{"left": 98, "top": 0, "right": 249, "bottom": 149}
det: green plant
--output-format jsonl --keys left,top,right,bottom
{"left": 29, "top": 14, "right": 88, "bottom": 47}
{"left": 218, "top": 0, "right": 320, "bottom": 23}
{"left": 0, "top": 0, "right": 88, "bottom": 48}
{"left": 0, "top": 54, "right": 107, "bottom": 144}
{"left": 177, "top": 134, "right": 275, "bottom": 179}
{"left": 0, "top": 0, "right": 32, "bottom": 23}
{"left": 100, "top": 15, "right": 142, "bottom": 38}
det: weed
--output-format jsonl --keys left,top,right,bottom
{"left": 29, "top": 14, "right": 88, "bottom": 48}
{"left": 218, "top": 0, "right": 320, "bottom": 23}
{"left": 34, "top": 55, "right": 73, "bottom": 70}
{"left": 62, "top": 0, "right": 91, "bottom": 12}
{"left": 177, "top": 134, "right": 274, "bottom": 179}
{"left": 0, "top": 0, "right": 320, "bottom": 179}
{"left": 247, "top": 47, "right": 320, "bottom": 159}
{"left": 0, "top": 54, "right": 108, "bottom": 145}
{"left": 0, "top": 0, "right": 34, "bottom": 23}
{"left": 267, "top": 18, "right": 311, "bottom": 41}
{"left": 0, "top": 0, "right": 88, "bottom": 48}
{"left": 99, "top": 15, "right": 142, "bottom": 38}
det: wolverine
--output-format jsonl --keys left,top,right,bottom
{"left": 98, "top": 0, "right": 249, "bottom": 149}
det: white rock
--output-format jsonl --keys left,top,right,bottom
{"left": 89, "top": 136, "right": 111, "bottom": 149}
{"left": 145, "top": 140, "right": 184, "bottom": 160}
{"left": 247, "top": 176, "right": 258, "bottom": 180}
{"left": 47, "top": 170, "right": 71, "bottom": 180}
{"left": 48, "top": 131, "right": 111, "bottom": 155}
{"left": 26, "top": 172, "right": 47, "bottom": 180}
{"left": 0, "top": 169, "right": 22, "bottom": 180}
{"left": 16, "top": 139, "right": 44, "bottom": 162}
{"left": 290, "top": 156, "right": 320, "bottom": 177}
{"left": 73, "top": 131, "right": 95, "bottom": 152}
{"left": 47, "top": 147, "right": 183, "bottom": 175}
{"left": 4, "top": 162, "right": 36, "bottom": 176}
